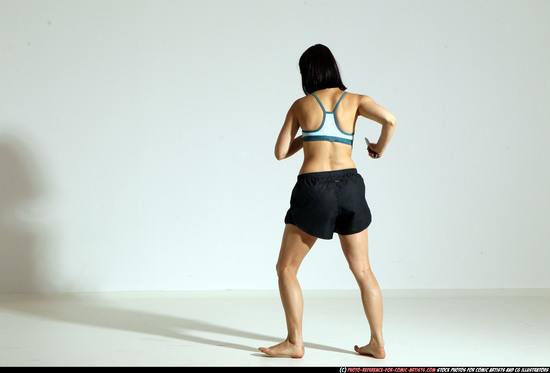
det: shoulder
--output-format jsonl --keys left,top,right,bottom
{"left": 293, "top": 95, "right": 314, "bottom": 106}
{"left": 352, "top": 94, "right": 376, "bottom": 110}
{"left": 339, "top": 92, "right": 370, "bottom": 111}
{"left": 288, "top": 95, "right": 314, "bottom": 113}
{"left": 344, "top": 92, "right": 370, "bottom": 102}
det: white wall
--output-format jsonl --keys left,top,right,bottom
{"left": 1, "top": 0, "right": 549, "bottom": 292}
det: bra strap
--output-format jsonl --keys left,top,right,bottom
{"left": 311, "top": 93, "right": 326, "bottom": 113}
{"left": 333, "top": 91, "right": 347, "bottom": 111}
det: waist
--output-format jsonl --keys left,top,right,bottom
{"left": 301, "top": 143, "right": 355, "bottom": 173}
{"left": 297, "top": 168, "right": 358, "bottom": 181}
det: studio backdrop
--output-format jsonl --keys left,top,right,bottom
{"left": 1, "top": 0, "right": 549, "bottom": 292}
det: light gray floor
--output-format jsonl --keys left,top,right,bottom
{"left": 1, "top": 289, "right": 549, "bottom": 367}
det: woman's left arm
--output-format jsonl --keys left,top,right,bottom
{"left": 274, "top": 102, "right": 302, "bottom": 160}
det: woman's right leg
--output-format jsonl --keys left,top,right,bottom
{"left": 258, "top": 223, "right": 317, "bottom": 358}
{"left": 339, "top": 228, "right": 386, "bottom": 358}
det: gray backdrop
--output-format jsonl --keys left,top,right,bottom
{"left": 1, "top": 0, "right": 549, "bottom": 292}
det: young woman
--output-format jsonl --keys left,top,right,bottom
{"left": 258, "top": 44, "right": 396, "bottom": 359}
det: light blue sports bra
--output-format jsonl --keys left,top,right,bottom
{"left": 302, "top": 91, "right": 353, "bottom": 146}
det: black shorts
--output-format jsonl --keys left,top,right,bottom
{"left": 284, "top": 168, "right": 372, "bottom": 239}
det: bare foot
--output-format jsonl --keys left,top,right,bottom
{"left": 354, "top": 342, "right": 386, "bottom": 359}
{"left": 258, "top": 339, "right": 305, "bottom": 358}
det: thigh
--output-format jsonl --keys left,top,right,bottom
{"left": 338, "top": 228, "right": 371, "bottom": 271}
{"left": 276, "top": 224, "right": 318, "bottom": 272}
{"left": 334, "top": 173, "right": 371, "bottom": 236}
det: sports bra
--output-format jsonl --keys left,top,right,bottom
{"left": 302, "top": 91, "right": 354, "bottom": 146}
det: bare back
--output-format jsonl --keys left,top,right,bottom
{"left": 274, "top": 87, "right": 395, "bottom": 171}
{"left": 294, "top": 88, "right": 360, "bottom": 174}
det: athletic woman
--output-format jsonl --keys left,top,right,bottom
{"left": 258, "top": 44, "right": 396, "bottom": 359}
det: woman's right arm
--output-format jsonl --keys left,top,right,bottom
{"left": 274, "top": 101, "right": 302, "bottom": 160}
{"left": 358, "top": 95, "right": 396, "bottom": 156}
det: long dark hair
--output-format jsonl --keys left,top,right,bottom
{"left": 298, "top": 44, "right": 347, "bottom": 95}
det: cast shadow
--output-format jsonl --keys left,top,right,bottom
{"left": 0, "top": 132, "right": 355, "bottom": 357}
{"left": 0, "top": 294, "right": 356, "bottom": 356}
{"left": 0, "top": 133, "right": 52, "bottom": 292}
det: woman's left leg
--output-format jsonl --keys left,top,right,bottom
{"left": 258, "top": 223, "right": 317, "bottom": 358}
{"left": 338, "top": 228, "right": 385, "bottom": 358}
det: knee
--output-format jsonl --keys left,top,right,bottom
{"left": 276, "top": 262, "right": 298, "bottom": 279}
{"left": 349, "top": 263, "right": 372, "bottom": 280}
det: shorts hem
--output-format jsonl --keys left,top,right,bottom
{"left": 334, "top": 221, "right": 371, "bottom": 236}
{"left": 286, "top": 210, "right": 334, "bottom": 240}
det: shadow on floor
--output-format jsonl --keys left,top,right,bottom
{"left": 0, "top": 294, "right": 356, "bottom": 357}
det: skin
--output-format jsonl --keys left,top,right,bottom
{"left": 259, "top": 87, "right": 396, "bottom": 358}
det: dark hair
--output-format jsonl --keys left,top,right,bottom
{"left": 298, "top": 44, "right": 347, "bottom": 95}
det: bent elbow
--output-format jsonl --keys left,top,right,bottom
{"left": 385, "top": 115, "right": 396, "bottom": 127}
{"left": 274, "top": 150, "right": 285, "bottom": 161}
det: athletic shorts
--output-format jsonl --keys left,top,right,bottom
{"left": 284, "top": 168, "right": 372, "bottom": 239}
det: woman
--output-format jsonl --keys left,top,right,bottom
{"left": 258, "top": 44, "right": 396, "bottom": 359}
